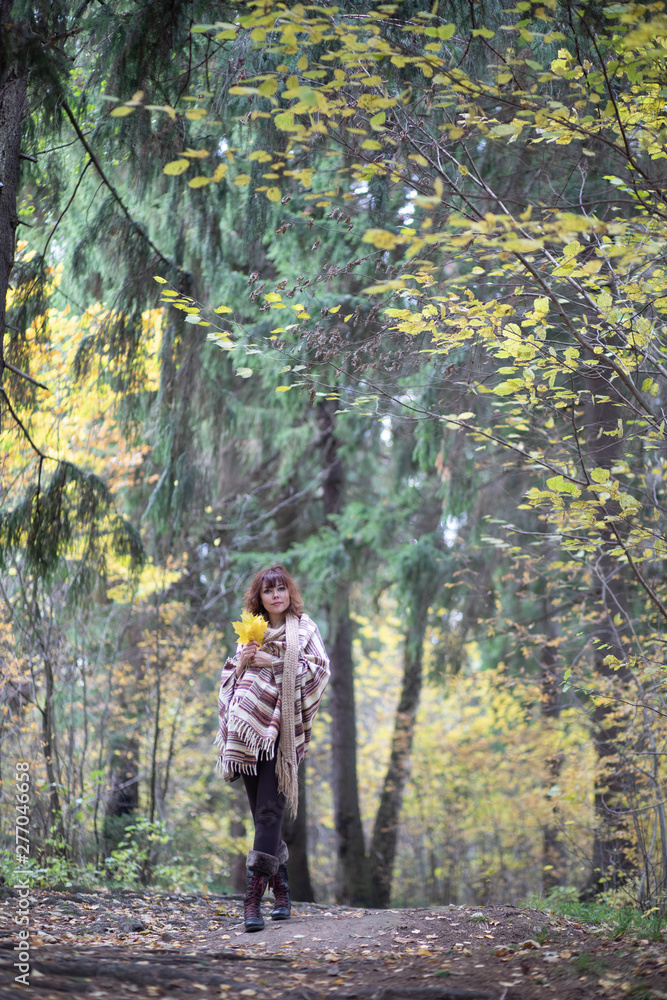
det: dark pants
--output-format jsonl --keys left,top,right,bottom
{"left": 242, "top": 749, "right": 286, "bottom": 857}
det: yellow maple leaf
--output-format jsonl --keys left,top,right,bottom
{"left": 232, "top": 611, "right": 268, "bottom": 645}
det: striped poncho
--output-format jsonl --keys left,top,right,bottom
{"left": 216, "top": 612, "right": 330, "bottom": 781}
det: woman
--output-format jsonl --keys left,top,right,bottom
{"left": 216, "top": 565, "right": 330, "bottom": 932}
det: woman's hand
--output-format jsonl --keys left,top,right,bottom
{"left": 250, "top": 650, "right": 274, "bottom": 669}
{"left": 238, "top": 641, "right": 258, "bottom": 673}
{"left": 237, "top": 643, "right": 274, "bottom": 675}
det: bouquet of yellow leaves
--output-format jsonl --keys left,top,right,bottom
{"left": 232, "top": 610, "right": 268, "bottom": 646}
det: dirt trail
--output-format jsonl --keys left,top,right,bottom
{"left": 1, "top": 888, "right": 665, "bottom": 999}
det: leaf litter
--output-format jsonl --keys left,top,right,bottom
{"left": 1, "top": 888, "right": 666, "bottom": 1000}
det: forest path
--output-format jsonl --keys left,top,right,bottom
{"left": 1, "top": 888, "right": 666, "bottom": 999}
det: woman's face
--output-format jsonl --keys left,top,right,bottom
{"left": 261, "top": 580, "right": 290, "bottom": 617}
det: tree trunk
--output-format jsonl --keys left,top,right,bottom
{"left": 283, "top": 760, "right": 315, "bottom": 902}
{"left": 318, "top": 399, "right": 370, "bottom": 905}
{"left": 0, "top": 5, "right": 27, "bottom": 383}
{"left": 368, "top": 498, "right": 443, "bottom": 908}
{"left": 230, "top": 820, "right": 247, "bottom": 894}
{"left": 1, "top": 14, "right": 63, "bottom": 851}
{"left": 229, "top": 782, "right": 250, "bottom": 893}
{"left": 148, "top": 606, "right": 163, "bottom": 830}
{"left": 579, "top": 383, "right": 635, "bottom": 898}
{"left": 540, "top": 594, "right": 566, "bottom": 895}
{"left": 328, "top": 589, "right": 371, "bottom": 904}
{"left": 104, "top": 737, "right": 140, "bottom": 853}
{"left": 581, "top": 696, "right": 635, "bottom": 898}
{"left": 40, "top": 652, "right": 66, "bottom": 850}
{"left": 141, "top": 649, "right": 162, "bottom": 884}
{"left": 104, "top": 612, "right": 151, "bottom": 851}
{"left": 369, "top": 590, "right": 429, "bottom": 907}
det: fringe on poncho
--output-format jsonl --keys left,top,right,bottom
{"left": 215, "top": 612, "right": 330, "bottom": 815}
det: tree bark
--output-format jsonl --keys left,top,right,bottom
{"left": 367, "top": 494, "right": 443, "bottom": 908}
{"left": 579, "top": 382, "right": 636, "bottom": 898}
{"left": 283, "top": 760, "right": 315, "bottom": 901}
{"left": 369, "top": 589, "right": 429, "bottom": 908}
{"left": 230, "top": 821, "right": 247, "bottom": 894}
{"left": 39, "top": 652, "right": 66, "bottom": 850}
{"left": 540, "top": 593, "right": 566, "bottom": 895}
{"left": 318, "top": 399, "right": 370, "bottom": 905}
{"left": 103, "top": 613, "right": 148, "bottom": 850}
{"left": 0, "top": 5, "right": 28, "bottom": 381}
{"left": 105, "top": 739, "right": 140, "bottom": 818}
{"left": 229, "top": 782, "right": 249, "bottom": 893}
{"left": 328, "top": 588, "right": 371, "bottom": 903}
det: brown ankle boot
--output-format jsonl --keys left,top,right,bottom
{"left": 268, "top": 841, "right": 291, "bottom": 920}
{"left": 244, "top": 851, "right": 279, "bottom": 933}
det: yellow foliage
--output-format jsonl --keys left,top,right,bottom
{"left": 0, "top": 285, "right": 164, "bottom": 502}
{"left": 163, "top": 159, "right": 190, "bottom": 175}
{"left": 362, "top": 229, "right": 402, "bottom": 250}
{"left": 231, "top": 611, "right": 268, "bottom": 645}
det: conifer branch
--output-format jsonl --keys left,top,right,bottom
{"left": 42, "top": 157, "right": 92, "bottom": 262}
{"left": 37, "top": 133, "right": 93, "bottom": 156}
{"left": 61, "top": 100, "right": 181, "bottom": 274}
{"left": 0, "top": 387, "right": 48, "bottom": 459}
{"left": 3, "top": 360, "right": 50, "bottom": 393}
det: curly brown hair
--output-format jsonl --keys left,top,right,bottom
{"left": 243, "top": 564, "right": 304, "bottom": 620}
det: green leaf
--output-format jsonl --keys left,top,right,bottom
{"left": 546, "top": 475, "right": 580, "bottom": 496}
{"left": 563, "top": 240, "right": 582, "bottom": 257}
{"left": 236, "top": 368, "right": 253, "bottom": 378}
{"left": 274, "top": 111, "right": 295, "bottom": 130}
{"left": 295, "top": 87, "right": 318, "bottom": 107}
{"left": 493, "top": 378, "right": 525, "bottom": 396}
